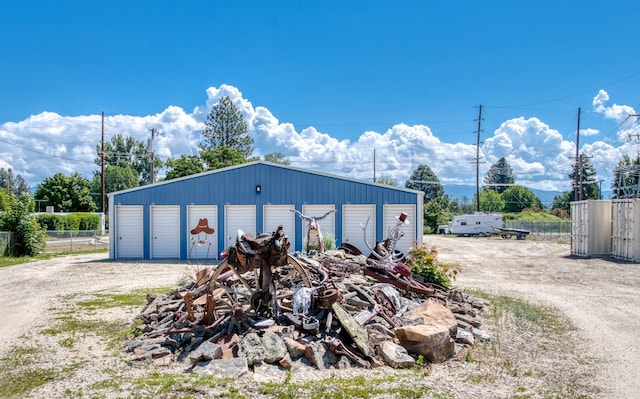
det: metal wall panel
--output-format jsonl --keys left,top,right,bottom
{"left": 302, "top": 204, "right": 336, "bottom": 250}
{"left": 383, "top": 204, "right": 417, "bottom": 255}
{"left": 110, "top": 162, "right": 423, "bottom": 259}
{"left": 115, "top": 205, "right": 143, "bottom": 259}
{"left": 611, "top": 199, "right": 640, "bottom": 262}
{"left": 187, "top": 205, "right": 218, "bottom": 263}
{"left": 571, "top": 200, "right": 611, "bottom": 257}
{"left": 224, "top": 205, "right": 256, "bottom": 249}
{"left": 151, "top": 205, "right": 180, "bottom": 259}
{"left": 263, "top": 205, "right": 295, "bottom": 248}
{"left": 342, "top": 204, "right": 375, "bottom": 255}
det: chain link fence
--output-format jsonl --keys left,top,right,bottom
{"left": 44, "top": 230, "right": 109, "bottom": 253}
{"left": 0, "top": 232, "right": 10, "bottom": 256}
{"left": 504, "top": 220, "right": 571, "bottom": 239}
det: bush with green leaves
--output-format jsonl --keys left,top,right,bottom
{"left": 407, "top": 244, "right": 459, "bottom": 289}
{"left": 0, "top": 194, "right": 46, "bottom": 256}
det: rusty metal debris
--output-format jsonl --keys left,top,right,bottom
{"left": 129, "top": 222, "right": 490, "bottom": 370}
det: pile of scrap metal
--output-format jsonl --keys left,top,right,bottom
{"left": 127, "top": 224, "right": 489, "bottom": 370}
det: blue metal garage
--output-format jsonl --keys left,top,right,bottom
{"left": 108, "top": 161, "right": 424, "bottom": 260}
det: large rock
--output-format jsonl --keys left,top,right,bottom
{"left": 192, "top": 357, "right": 249, "bottom": 378}
{"left": 188, "top": 340, "right": 223, "bottom": 365}
{"left": 261, "top": 331, "right": 287, "bottom": 364}
{"left": 395, "top": 324, "right": 454, "bottom": 363}
{"left": 403, "top": 300, "right": 458, "bottom": 338}
{"left": 378, "top": 340, "right": 415, "bottom": 368}
{"left": 236, "top": 332, "right": 265, "bottom": 364}
{"left": 395, "top": 300, "right": 457, "bottom": 363}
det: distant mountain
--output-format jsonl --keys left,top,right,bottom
{"left": 442, "top": 184, "right": 562, "bottom": 208}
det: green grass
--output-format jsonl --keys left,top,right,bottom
{"left": 259, "top": 374, "right": 436, "bottom": 399}
{"left": 75, "top": 287, "right": 175, "bottom": 310}
{"left": 0, "top": 248, "right": 107, "bottom": 268}
{"left": 0, "top": 346, "right": 61, "bottom": 398}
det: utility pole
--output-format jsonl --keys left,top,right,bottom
{"left": 148, "top": 128, "right": 158, "bottom": 184}
{"left": 475, "top": 105, "right": 483, "bottom": 212}
{"left": 373, "top": 149, "right": 376, "bottom": 183}
{"left": 101, "top": 112, "right": 105, "bottom": 215}
{"left": 574, "top": 107, "right": 581, "bottom": 201}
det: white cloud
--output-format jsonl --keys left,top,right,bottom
{"left": 0, "top": 85, "right": 635, "bottom": 197}
{"left": 593, "top": 89, "right": 638, "bottom": 142}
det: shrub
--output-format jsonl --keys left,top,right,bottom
{"left": 0, "top": 194, "right": 46, "bottom": 256}
{"left": 407, "top": 244, "right": 459, "bottom": 289}
{"left": 36, "top": 214, "right": 67, "bottom": 230}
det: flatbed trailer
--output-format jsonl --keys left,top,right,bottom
{"left": 491, "top": 226, "right": 530, "bottom": 240}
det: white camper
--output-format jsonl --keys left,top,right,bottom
{"left": 438, "top": 213, "right": 503, "bottom": 236}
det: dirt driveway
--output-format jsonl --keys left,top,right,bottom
{"left": 0, "top": 236, "right": 638, "bottom": 398}
{"left": 427, "top": 235, "right": 640, "bottom": 399}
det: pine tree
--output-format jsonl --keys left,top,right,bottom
{"left": 483, "top": 157, "right": 515, "bottom": 194}
{"left": 405, "top": 165, "right": 445, "bottom": 202}
{"left": 569, "top": 153, "right": 599, "bottom": 201}
{"left": 201, "top": 96, "right": 253, "bottom": 159}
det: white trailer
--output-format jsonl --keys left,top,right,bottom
{"left": 438, "top": 213, "right": 503, "bottom": 236}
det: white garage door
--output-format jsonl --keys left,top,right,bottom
{"left": 342, "top": 204, "right": 375, "bottom": 255}
{"left": 116, "top": 206, "right": 143, "bottom": 259}
{"left": 225, "top": 205, "right": 256, "bottom": 249}
{"left": 151, "top": 205, "right": 180, "bottom": 259}
{"left": 187, "top": 205, "right": 218, "bottom": 263}
{"left": 302, "top": 204, "right": 336, "bottom": 249}
{"left": 383, "top": 204, "right": 417, "bottom": 255}
{"left": 264, "top": 205, "right": 295, "bottom": 248}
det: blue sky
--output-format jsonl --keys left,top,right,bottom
{"left": 1, "top": 1, "right": 639, "bottom": 201}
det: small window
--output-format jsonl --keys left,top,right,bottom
{"left": 476, "top": 221, "right": 481, "bottom": 225}
{"left": 460, "top": 221, "right": 467, "bottom": 226}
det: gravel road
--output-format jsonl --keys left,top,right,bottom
{"left": 0, "top": 236, "right": 638, "bottom": 398}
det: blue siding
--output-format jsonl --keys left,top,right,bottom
{"left": 111, "top": 162, "right": 421, "bottom": 259}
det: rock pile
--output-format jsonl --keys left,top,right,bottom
{"left": 126, "top": 249, "right": 490, "bottom": 376}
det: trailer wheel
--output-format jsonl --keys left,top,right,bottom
{"left": 502, "top": 234, "right": 512, "bottom": 239}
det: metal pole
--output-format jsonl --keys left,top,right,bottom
{"left": 476, "top": 105, "right": 483, "bottom": 212}
{"left": 574, "top": 107, "right": 581, "bottom": 201}
{"left": 101, "top": 112, "right": 105, "bottom": 214}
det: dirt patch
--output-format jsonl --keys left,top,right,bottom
{"left": 0, "top": 236, "right": 638, "bottom": 398}
{"left": 428, "top": 235, "right": 640, "bottom": 399}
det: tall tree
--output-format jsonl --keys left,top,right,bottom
{"left": 477, "top": 189, "right": 505, "bottom": 212}
{"left": 483, "top": 157, "right": 515, "bottom": 194}
{"left": 263, "top": 152, "right": 290, "bottom": 165}
{"left": 201, "top": 96, "right": 253, "bottom": 159}
{"left": 163, "top": 155, "right": 205, "bottom": 180}
{"left": 200, "top": 146, "right": 247, "bottom": 170}
{"left": 611, "top": 154, "right": 640, "bottom": 199}
{"left": 405, "top": 164, "right": 445, "bottom": 202}
{"left": 90, "top": 165, "right": 139, "bottom": 211}
{"left": 375, "top": 176, "right": 398, "bottom": 186}
{"left": 501, "top": 185, "right": 543, "bottom": 213}
{"left": 0, "top": 168, "right": 30, "bottom": 195}
{"left": 551, "top": 190, "right": 572, "bottom": 214}
{"left": 569, "top": 153, "right": 600, "bottom": 201}
{"left": 34, "top": 172, "right": 96, "bottom": 212}
{"left": 95, "top": 133, "right": 162, "bottom": 186}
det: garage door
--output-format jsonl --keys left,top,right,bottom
{"left": 225, "top": 205, "right": 256, "bottom": 249}
{"left": 342, "top": 204, "right": 375, "bottom": 255}
{"left": 264, "top": 205, "right": 295, "bottom": 247}
{"left": 383, "top": 204, "right": 417, "bottom": 255}
{"left": 302, "top": 204, "right": 336, "bottom": 249}
{"left": 151, "top": 205, "right": 180, "bottom": 259}
{"left": 187, "top": 205, "right": 218, "bottom": 263}
{"left": 115, "top": 205, "right": 143, "bottom": 259}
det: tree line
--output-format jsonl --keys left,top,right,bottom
{"left": 2, "top": 96, "right": 639, "bottom": 254}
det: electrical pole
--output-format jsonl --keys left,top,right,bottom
{"left": 101, "top": 112, "right": 105, "bottom": 215}
{"left": 373, "top": 149, "right": 376, "bottom": 183}
{"left": 574, "top": 107, "right": 581, "bottom": 201}
{"left": 149, "top": 128, "right": 158, "bottom": 184}
{"left": 475, "top": 105, "right": 483, "bottom": 212}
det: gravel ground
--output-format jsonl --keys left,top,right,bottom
{"left": 0, "top": 236, "right": 638, "bottom": 398}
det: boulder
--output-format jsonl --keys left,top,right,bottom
{"left": 236, "top": 332, "right": 265, "bottom": 364}
{"left": 403, "top": 300, "right": 458, "bottom": 338}
{"left": 188, "top": 340, "right": 223, "bottom": 365}
{"left": 395, "top": 324, "right": 454, "bottom": 363}
{"left": 261, "top": 331, "right": 288, "bottom": 364}
{"left": 377, "top": 340, "right": 415, "bottom": 368}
